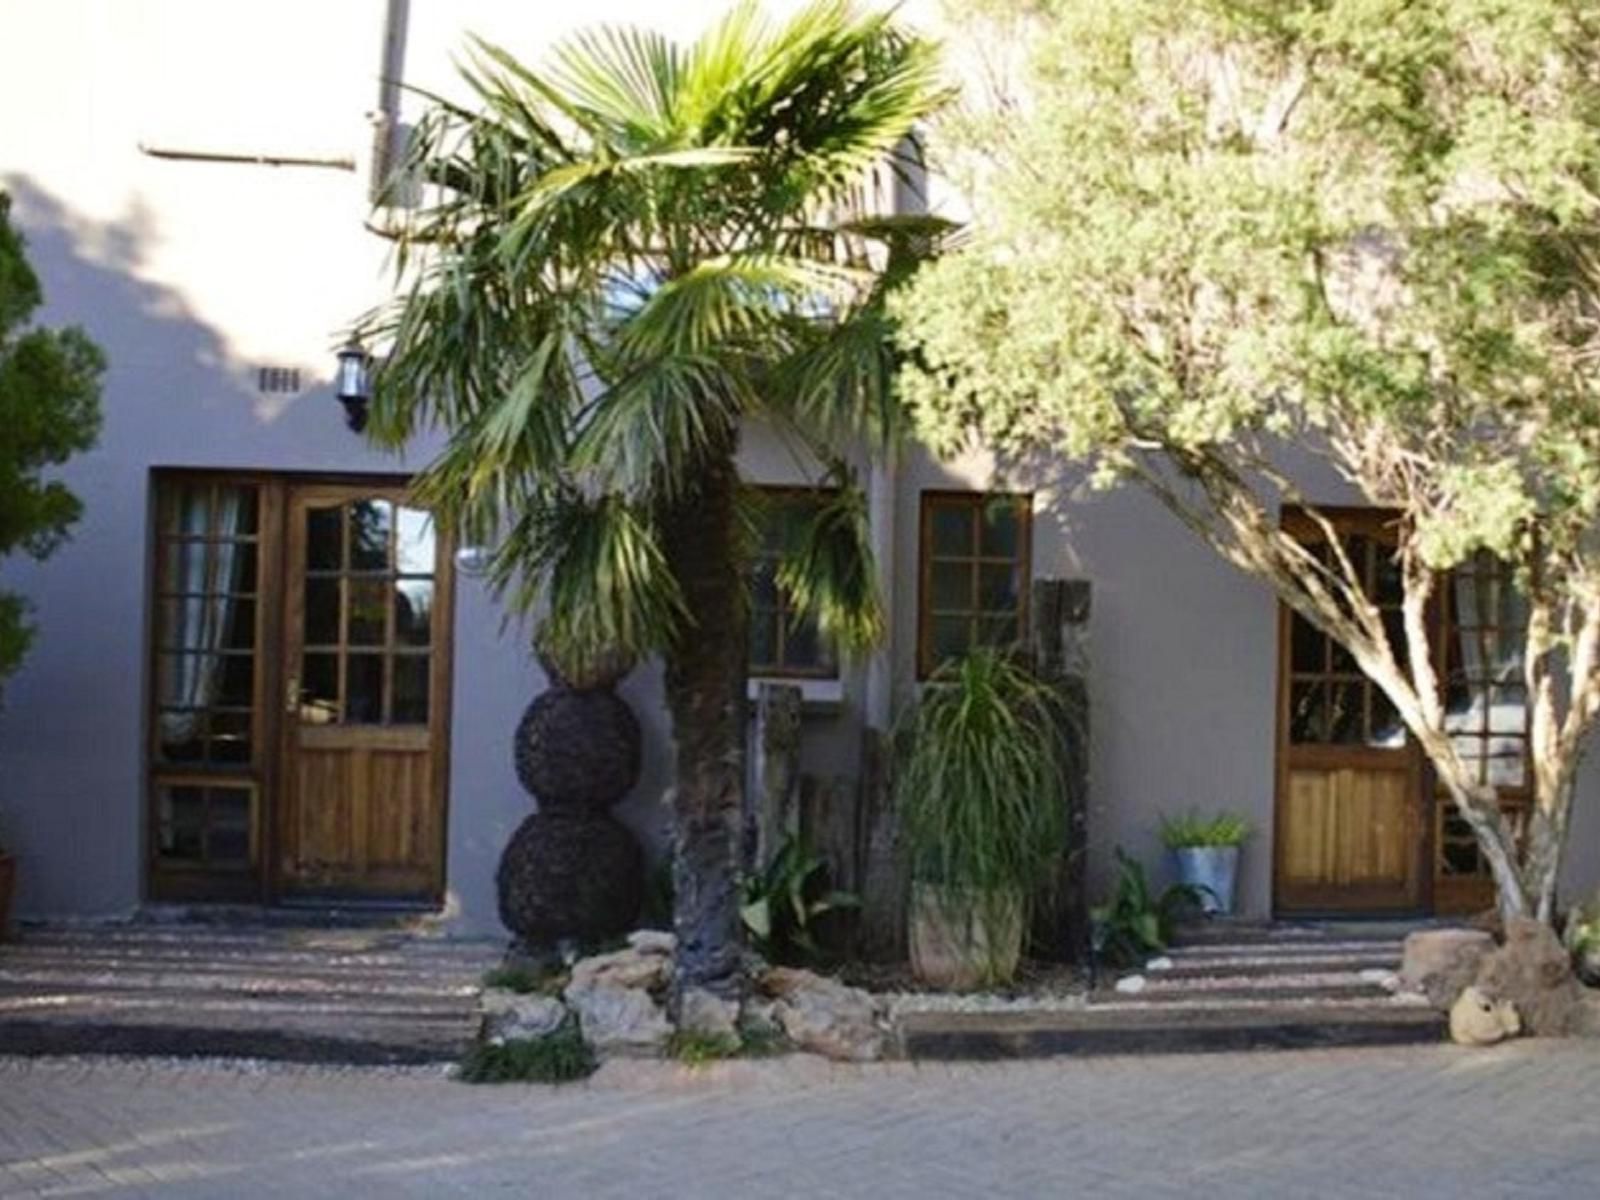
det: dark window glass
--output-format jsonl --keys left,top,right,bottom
{"left": 919, "top": 493, "right": 1031, "bottom": 677}
{"left": 747, "top": 491, "right": 837, "bottom": 678}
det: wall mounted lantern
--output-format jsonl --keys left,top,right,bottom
{"left": 334, "top": 339, "right": 373, "bottom": 432}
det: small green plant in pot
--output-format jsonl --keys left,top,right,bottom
{"left": 898, "top": 647, "right": 1072, "bottom": 990}
{"left": 1091, "top": 848, "right": 1205, "bottom": 969}
{"left": 1158, "top": 810, "right": 1251, "bottom": 916}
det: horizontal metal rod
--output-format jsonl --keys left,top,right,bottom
{"left": 138, "top": 142, "right": 356, "bottom": 171}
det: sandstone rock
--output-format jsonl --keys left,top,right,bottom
{"left": 626, "top": 929, "right": 677, "bottom": 957}
{"left": 761, "top": 967, "right": 884, "bottom": 1062}
{"left": 568, "top": 945, "right": 668, "bottom": 993}
{"left": 678, "top": 988, "right": 740, "bottom": 1040}
{"left": 566, "top": 982, "right": 671, "bottom": 1055}
{"left": 481, "top": 990, "right": 567, "bottom": 1044}
{"left": 1399, "top": 928, "right": 1495, "bottom": 1010}
{"left": 1474, "top": 917, "right": 1584, "bottom": 1037}
{"left": 1450, "top": 985, "right": 1521, "bottom": 1046}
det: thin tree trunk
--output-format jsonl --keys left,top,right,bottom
{"left": 659, "top": 448, "right": 748, "bottom": 1004}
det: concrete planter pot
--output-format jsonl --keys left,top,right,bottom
{"left": 909, "top": 882, "right": 1023, "bottom": 990}
{"left": 1173, "top": 846, "right": 1239, "bottom": 915}
{"left": 0, "top": 853, "right": 14, "bottom": 943}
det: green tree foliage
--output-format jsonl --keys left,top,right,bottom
{"left": 357, "top": 2, "right": 948, "bottom": 995}
{"left": 0, "top": 192, "right": 104, "bottom": 688}
{"left": 896, "top": 0, "right": 1600, "bottom": 921}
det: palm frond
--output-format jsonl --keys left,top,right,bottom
{"left": 774, "top": 467, "right": 884, "bottom": 655}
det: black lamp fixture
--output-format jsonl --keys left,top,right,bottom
{"left": 334, "top": 339, "right": 373, "bottom": 432}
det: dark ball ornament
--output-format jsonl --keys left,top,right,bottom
{"left": 513, "top": 687, "right": 642, "bottom": 810}
{"left": 496, "top": 810, "right": 644, "bottom": 943}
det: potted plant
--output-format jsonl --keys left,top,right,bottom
{"left": 898, "top": 647, "right": 1072, "bottom": 989}
{"left": 1158, "top": 809, "right": 1251, "bottom": 915}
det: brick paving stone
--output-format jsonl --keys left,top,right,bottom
{"left": 2, "top": 1043, "right": 1600, "bottom": 1198}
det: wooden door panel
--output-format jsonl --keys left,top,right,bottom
{"left": 278, "top": 485, "right": 451, "bottom": 900}
{"left": 1274, "top": 508, "right": 1427, "bottom": 914}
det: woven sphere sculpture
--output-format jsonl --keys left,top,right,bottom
{"left": 513, "top": 687, "right": 641, "bottom": 810}
{"left": 496, "top": 810, "right": 644, "bottom": 943}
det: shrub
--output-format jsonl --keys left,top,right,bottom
{"left": 457, "top": 1020, "right": 596, "bottom": 1085}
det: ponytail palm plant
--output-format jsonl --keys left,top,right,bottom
{"left": 356, "top": 2, "right": 950, "bottom": 1000}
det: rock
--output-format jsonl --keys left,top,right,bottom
{"left": 496, "top": 810, "right": 644, "bottom": 944}
{"left": 566, "top": 982, "right": 671, "bottom": 1055}
{"left": 1145, "top": 956, "right": 1173, "bottom": 971}
{"left": 626, "top": 929, "right": 677, "bottom": 957}
{"left": 568, "top": 945, "right": 668, "bottom": 993}
{"left": 481, "top": 990, "right": 567, "bottom": 1043}
{"left": 761, "top": 967, "right": 885, "bottom": 1062}
{"left": 740, "top": 998, "right": 784, "bottom": 1038}
{"left": 678, "top": 988, "right": 740, "bottom": 1040}
{"left": 1474, "top": 917, "right": 1584, "bottom": 1037}
{"left": 1114, "top": 974, "right": 1147, "bottom": 994}
{"left": 1399, "top": 928, "right": 1496, "bottom": 1010}
{"left": 1450, "top": 985, "right": 1521, "bottom": 1046}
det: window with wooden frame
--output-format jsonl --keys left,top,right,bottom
{"left": 748, "top": 488, "right": 837, "bottom": 678}
{"left": 1435, "top": 552, "right": 1531, "bottom": 893}
{"left": 149, "top": 478, "right": 267, "bottom": 881}
{"left": 918, "top": 491, "right": 1032, "bottom": 678}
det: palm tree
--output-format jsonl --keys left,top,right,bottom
{"left": 357, "top": 1, "right": 949, "bottom": 1001}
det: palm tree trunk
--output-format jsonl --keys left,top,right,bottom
{"left": 659, "top": 448, "right": 748, "bottom": 1003}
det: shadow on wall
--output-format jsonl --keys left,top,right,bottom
{"left": 0, "top": 176, "right": 404, "bottom": 920}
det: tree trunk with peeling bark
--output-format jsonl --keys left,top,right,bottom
{"left": 658, "top": 447, "right": 749, "bottom": 1003}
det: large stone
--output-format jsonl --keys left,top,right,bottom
{"left": 496, "top": 811, "right": 644, "bottom": 944}
{"left": 626, "top": 929, "right": 677, "bottom": 957}
{"left": 1399, "top": 928, "right": 1496, "bottom": 1010}
{"left": 481, "top": 990, "right": 567, "bottom": 1044}
{"left": 1475, "top": 917, "right": 1585, "bottom": 1037}
{"left": 566, "top": 982, "right": 671, "bottom": 1055}
{"left": 568, "top": 944, "right": 669, "bottom": 993}
{"left": 1450, "top": 985, "right": 1521, "bottom": 1046}
{"left": 514, "top": 687, "right": 641, "bottom": 811}
{"left": 761, "top": 967, "right": 885, "bottom": 1062}
{"left": 678, "top": 988, "right": 740, "bottom": 1040}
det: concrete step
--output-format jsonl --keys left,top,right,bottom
{"left": 899, "top": 1002, "right": 1445, "bottom": 1059}
{"left": 1142, "top": 953, "right": 1401, "bottom": 979}
{"left": 1163, "top": 939, "right": 1405, "bottom": 960}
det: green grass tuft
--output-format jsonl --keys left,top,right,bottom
{"left": 666, "top": 1029, "right": 743, "bottom": 1066}
{"left": 481, "top": 964, "right": 567, "bottom": 996}
{"left": 458, "top": 1020, "right": 596, "bottom": 1085}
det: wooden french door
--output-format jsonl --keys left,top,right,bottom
{"left": 1274, "top": 510, "right": 1428, "bottom": 914}
{"left": 269, "top": 484, "right": 451, "bottom": 899}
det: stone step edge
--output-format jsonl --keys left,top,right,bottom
{"left": 897, "top": 1007, "right": 1445, "bottom": 1060}
{"left": 1164, "top": 940, "right": 1404, "bottom": 959}
{"left": 0, "top": 1019, "right": 466, "bottom": 1065}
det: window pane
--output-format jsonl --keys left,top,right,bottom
{"left": 346, "top": 653, "right": 384, "bottom": 723}
{"left": 395, "top": 507, "right": 435, "bottom": 575}
{"left": 930, "top": 503, "right": 973, "bottom": 556}
{"left": 1372, "top": 548, "right": 1403, "bottom": 606}
{"left": 393, "top": 656, "right": 430, "bottom": 724}
{"left": 1326, "top": 680, "right": 1363, "bottom": 744}
{"left": 783, "top": 617, "right": 824, "bottom": 670}
{"left": 158, "top": 653, "right": 217, "bottom": 706}
{"left": 301, "top": 652, "right": 339, "bottom": 723}
{"left": 159, "top": 481, "right": 212, "bottom": 536}
{"left": 304, "top": 577, "right": 340, "bottom": 646}
{"left": 157, "top": 710, "right": 205, "bottom": 762}
{"left": 749, "top": 611, "right": 778, "bottom": 668}
{"left": 1368, "top": 690, "right": 1405, "bottom": 749}
{"left": 979, "top": 502, "right": 1021, "bottom": 558}
{"left": 1487, "top": 754, "right": 1525, "bottom": 788}
{"left": 1290, "top": 614, "right": 1324, "bottom": 673}
{"left": 208, "top": 710, "right": 252, "bottom": 765}
{"left": 349, "top": 500, "right": 393, "bottom": 571}
{"left": 1289, "top": 681, "right": 1326, "bottom": 744}
{"left": 218, "top": 655, "right": 254, "bottom": 707}
{"left": 395, "top": 580, "right": 434, "bottom": 647}
{"left": 1489, "top": 686, "right": 1526, "bottom": 734}
{"left": 977, "top": 614, "right": 1019, "bottom": 647}
{"left": 929, "top": 616, "right": 970, "bottom": 667}
{"left": 750, "top": 561, "right": 779, "bottom": 609}
{"left": 978, "top": 563, "right": 1020, "bottom": 613}
{"left": 930, "top": 561, "right": 971, "bottom": 611}
{"left": 222, "top": 599, "right": 256, "bottom": 651}
{"left": 206, "top": 828, "right": 251, "bottom": 865}
{"left": 1382, "top": 610, "right": 1407, "bottom": 665}
{"left": 347, "top": 579, "right": 387, "bottom": 646}
{"left": 306, "top": 506, "right": 342, "bottom": 571}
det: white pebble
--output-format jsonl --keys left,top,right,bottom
{"left": 1114, "top": 974, "right": 1147, "bottom": 994}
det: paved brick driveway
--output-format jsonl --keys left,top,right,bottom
{"left": 3, "top": 1042, "right": 1598, "bottom": 1198}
